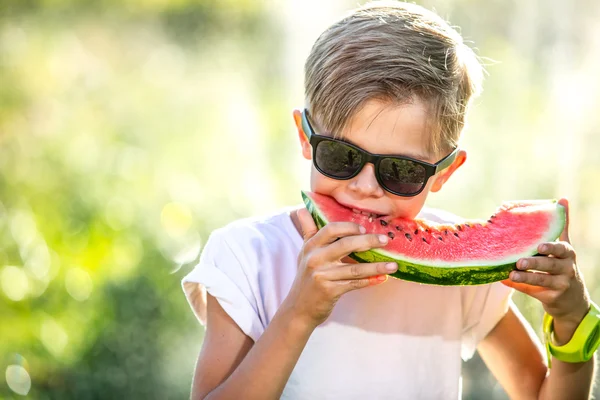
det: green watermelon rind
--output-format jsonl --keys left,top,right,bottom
{"left": 302, "top": 191, "right": 565, "bottom": 286}
{"left": 349, "top": 251, "right": 515, "bottom": 286}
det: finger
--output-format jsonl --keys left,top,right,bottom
{"left": 323, "top": 261, "right": 398, "bottom": 281}
{"left": 320, "top": 232, "right": 389, "bottom": 260}
{"left": 537, "top": 241, "right": 575, "bottom": 259}
{"left": 516, "top": 256, "right": 567, "bottom": 274}
{"left": 297, "top": 208, "right": 318, "bottom": 241}
{"left": 310, "top": 221, "right": 367, "bottom": 247}
{"left": 501, "top": 279, "right": 547, "bottom": 297}
{"left": 508, "top": 270, "right": 565, "bottom": 290}
{"left": 334, "top": 276, "right": 379, "bottom": 294}
{"left": 558, "top": 198, "right": 570, "bottom": 243}
{"left": 368, "top": 274, "right": 389, "bottom": 285}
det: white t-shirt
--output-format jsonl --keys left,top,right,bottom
{"left": 182, "top": 206, "right": 513, "bottom": 399}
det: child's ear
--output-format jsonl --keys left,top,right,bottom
{"left": 430, "top": 150, "right": 467, "bottom": 193}
{"left": 293, "top": 109, "right": 312, "bottom": 160}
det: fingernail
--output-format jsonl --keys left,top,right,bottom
{"left": 359, "top": 225, "right": 366, "bottom": 234}
{"left": 511, "top": 272, "right": 521, "bottom": 282}
{"left": 540, "top": 245, "right": 548, "bottom": 253}
{"left": 520, "top": 260, "right": 528, "bottom": 269}
{"left": 385, "top": 262, "right": 397, "bottom": 272}
{"left": 377, "top": 274, "right": 388, "bottom": 282}
{"left": 378, "top": 235, "right": 388, "bottom": 244}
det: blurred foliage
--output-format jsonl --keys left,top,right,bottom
{"left": 1, "top": 0, "right": 599, "bottom": 399}
{"left": 0, "top": 0, "right": 282, "bottom": 398}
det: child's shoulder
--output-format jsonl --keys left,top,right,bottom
{"left": 208, "top": 206, "right": 302, "bottom": 251}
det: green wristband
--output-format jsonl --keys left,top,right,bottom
{"left": 543, "top": 301, "right": 600, "bottom": 367}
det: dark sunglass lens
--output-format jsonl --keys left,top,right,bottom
{"left": 315, "top": 140, "right": 362, "bottom": 178}
{"left": 379, "top": 158, "right": 427, "bottom": 194}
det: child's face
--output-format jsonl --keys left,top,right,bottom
{"left": 293, "top": 98, "right": 466, "bottom": 219}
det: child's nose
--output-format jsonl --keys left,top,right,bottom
{"left": 348, "top": 163, "right": 385, "bottom": 197}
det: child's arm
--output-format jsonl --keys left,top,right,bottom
{"left": 478, "top": 305, "right": 595, "bottom": 399}
{"left": 190, "top": 294, "right": 308, "bottom": 400}
{"left": 479, "top": 198, "right": 595, "bottom": 399}
{"left": 190, "top": 208, "right": 398, "bottom": 400}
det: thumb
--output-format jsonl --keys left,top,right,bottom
{"left": 297, "top": 207, "right": 318, "bottom": 241}
{"left": 558, "top": 198, "right": 570, "bottom": 243}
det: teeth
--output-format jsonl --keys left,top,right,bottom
{"left": 352, "top": 208, "right": 378, "bottom": 219}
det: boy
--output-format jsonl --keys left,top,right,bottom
{"left": 183, "top": 1, "right": 596, "bottom": 398}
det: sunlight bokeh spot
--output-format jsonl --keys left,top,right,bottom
{"left": 28, "top": 274, "right": 50, "bottom": 298}
{"left": 24, "top": 240, "right": 51, "bottom": 279}
{"left": 1, "top": 266, "right": 29, "bottom": 301}
{"left": 5, "top": 364, "right": 31, "bottom": 396}
{"left": 40, "top": 317, "right": 69, "bottom": 357}
{"left": 65, "top": 268, "right": 93, "bottom": 302}
{"left": 160, "top": 202, "right": 193, "bottom": 238}
{"left": 9, "top": 210, "right": 37, "bottom": 250}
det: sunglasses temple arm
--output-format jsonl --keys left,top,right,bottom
{"left": 434, "top": 148, "right": 459, "bottom": 174}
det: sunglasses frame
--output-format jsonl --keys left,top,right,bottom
{"left": 301, "top": 109, "right": 458, "bottom": 197}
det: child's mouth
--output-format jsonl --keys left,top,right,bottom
{"left": 336, "top": 199, "right": 388, "bottom": 221}
{"left": 351, "top": 208, "right": 381, "bottom": 219}
{"left": 350, "top": 208, "right": 387, "bottom": 223}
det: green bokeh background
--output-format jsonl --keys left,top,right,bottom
{"left": 1, "top": 0, "right": 599, "bottom": 398}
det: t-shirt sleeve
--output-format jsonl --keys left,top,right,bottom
{"left": 181, "top": 228, "right": 265, "bottom": 342}
{"left": 460, "top": 282, "right": 514, "bottom": 361}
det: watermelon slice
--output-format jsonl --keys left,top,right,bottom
{"left": 301, "top": 191, "right": 566, "bottom": 286}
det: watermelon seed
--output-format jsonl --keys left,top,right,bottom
{"left": 454, "top": 232, "right": 459, "bottom": 238}
{"left": 414, "top": 229, "right": 419, "bottom": 235}
{"left": 380, "top": 220, "right": 388, "bottom": 226}
{"left": 465, "top": 223, "right": 471, "bottom": 228}
{"left": 491, "top": 214, "right": 496, "bottom": 219}
{"left": 438, "top": 236, "right": 443, "bottom": 241}
{"left": 487, "top": 219, "right": 493, "bottom": 223}
{"left": 457, "top": 225, "right": 463, "bottom": 231}
{"left": 387, "top": 232, "right": 395, "bottom": 239}
{"left": 422, "top": 237, "right": 428, "bottom": 244}
{"left": 369, "top": 216, "right": 373, "bottom": 223}
{"left": 444, "top": 230, "right": 448, "bottom": 235}
{"left": 396, "top": 226, "right": 402, "bottom": 231}
{"left": 425, "top": 228, "right": 430, "bottom": 233}
{"left": 404, "top": 233, "right": 412, "bottom": 241}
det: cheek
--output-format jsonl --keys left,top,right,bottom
{"left": 389, "top": 181, "right": 433, "bottom": 219}
{"left": 310, "top": 166, "right": 342, "bottom": 194}
{"left": 391, "top": 197, "right": 426, "bottom": 219}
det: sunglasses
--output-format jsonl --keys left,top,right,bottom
{"left": 301, "top": 109, "right": 458, "bottom": 197}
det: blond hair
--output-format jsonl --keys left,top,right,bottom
{"left": 304, "top": 1, "right": 483, "bottom": 157}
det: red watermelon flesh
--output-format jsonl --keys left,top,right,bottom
{"left": 302, "top": 191, "right": 566, "bottom": 285}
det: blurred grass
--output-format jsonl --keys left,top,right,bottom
{"left": 1, "top": 0, "right": 599, "bottom": 398}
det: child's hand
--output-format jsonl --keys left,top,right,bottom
{"left": 502, "top": 199, "right": 591, "bottom": 330}
{"left": 283, "top": 208, "right": 398, "bottom": 329}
